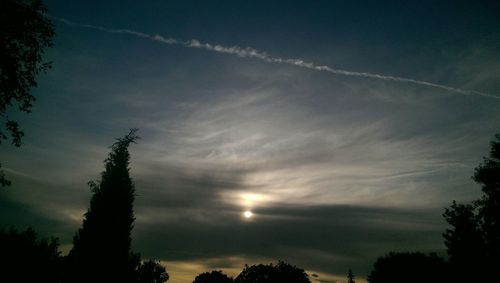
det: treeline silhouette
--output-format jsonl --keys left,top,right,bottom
{"left": 367, "top": 134, "right": 500, "bottom": 283}
{"left": 0, "top": 130, "right": 315, "bottom": 283}
{"left": 0, "top": 131, "right": 499, "bottom": 283}
{"left": 192, "top": 262, "right": 310, "bottom": 283}
{"left": 1, "top": 130, "right": 167, "bottom": 283}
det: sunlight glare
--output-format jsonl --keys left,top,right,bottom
{"left": 242, "top": 193, "right": 264, "bottom": 207}
{"left": 243, "top": 210, "right": 253, "bottom": 219}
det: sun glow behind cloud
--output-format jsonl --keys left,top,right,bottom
{"left": 243, "top": 210, "right": 253, "bottom": 218}
{"left": 148, "top": 86, "right": 483, "bottom": 210}
{"left": 2, "top": 2, "right": 499, "bottom": 281}
{"left": 241, "top": 193, "right": 266, "bottom": 207}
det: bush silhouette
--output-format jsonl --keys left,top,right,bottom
{"left": 138, "top": 260, "right": 169, "bottom": 283}
{"left": 235, "top": 261, "right": 310, "bottom": 283}
{"left": 367, "top": 252, "right": 448, "bottom": 283}
{"left": 193, "top": 270, "right": 233, "bottom": 283}
{"left": 0, "top": 227, "right": 61, "bottom": 283}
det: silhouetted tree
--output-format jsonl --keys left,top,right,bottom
{"left": 137, "top": 260, "right": 169, "bottom": 283}
{"left": 367, "top": 252, "right": 447, "bottom": 283}
{"left": 0, "top": 227, "right": 61, "bottom": 283}
{"left": 347, "top": 269, "right": 355, "bottom": 283}
{"left": 0, "top": 0, "right": 55, "bottom": 187}
{"left": 443, "top": 133, "right": 500, "bottom": 282}
{"left": 473, "top": 134, "right": 500, "bottom": 264}
{"left": 66, "top": 129, "right": 140, "bottom": 283}
{"left": 442, "top": 201, "right": 485, "bottom": 281}
{"left": 235, "top": 261, "right": 310, "bottom": 283}
{"left": 193, "top": 270, "right": 233, "bottom": 283}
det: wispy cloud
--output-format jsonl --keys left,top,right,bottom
{"left": 53, "top": 17, "right": 500, "bottom": 100}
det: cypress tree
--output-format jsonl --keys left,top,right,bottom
{"left": 67, "top": 129, "right": 140, "bottom": 283}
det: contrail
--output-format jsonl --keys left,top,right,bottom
{"left": 54, "top": 17, "right": 500, "bottom": 100}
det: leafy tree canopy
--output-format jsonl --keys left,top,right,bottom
{"left": 0, "top": 0, "right": 55, "bottom": 186}
{"left": 443, "top": 133, "right": 500, "bottom": 282}
{"left": 193, "top": 270, "right": 233, "bottom": 283}
{"left": 235, "top": 261, "right": 310, "bottom": 283}
{"left": 138, "top": 260, "right": 169, "bottom": 283}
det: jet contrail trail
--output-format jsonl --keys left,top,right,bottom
{"left": 54, "top": 17, "right": 500, "bottom": 100}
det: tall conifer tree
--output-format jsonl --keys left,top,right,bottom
{"left": 68, "top": 129, "right": 140, "bottom": 283}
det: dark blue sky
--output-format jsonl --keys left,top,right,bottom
{"left": 1, "top": 1, "right": 500, "bottom": 282}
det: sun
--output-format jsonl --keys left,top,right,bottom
{"left": 243, "top": 210, "right": 253, "bottom": 219}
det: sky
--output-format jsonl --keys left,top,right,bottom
{"left": 1, "top": 1, "right": 500, "bottom": 282}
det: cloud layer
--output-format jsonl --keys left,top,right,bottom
{"left": 1, "top": 4, "right": 499, "bottom": 283}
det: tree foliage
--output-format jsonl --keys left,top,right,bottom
{"left": 138, "top": 260, "right": 169, "bottom": 283}
{"left": 0, "top": 0, "right": 55, "bottom": 186}
{"left": 443, "top": 134, "right": 500, "bottom": 281}
{"left": 235, "top": 261, "right": 310, "bottom": 283}
{"left": 0, "top": 227, "right": 61, "bottom": 283}
{"left": 66, "top": 129, "right": 141, "bottom": 283}
{"left": 193, "top": 270, "right": 233, "bottom": 283}
{"left": 367, "top": 252, "right": 448, "bottom": 283}
{"left": 473, "top": 134, "right": 500, "bottom": 261}
{"left": 442, "top": 202, "right": 484, "bottom": 267}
